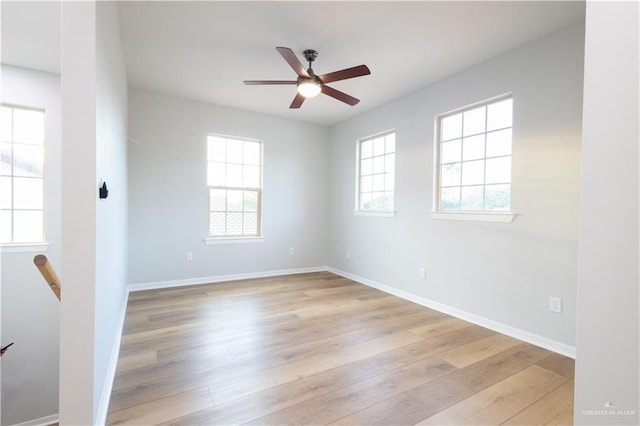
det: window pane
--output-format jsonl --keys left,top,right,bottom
{"left": 372, "top": 174, "right": 384, "bottom": 192}
{"left": 360, "top": 175, "right": 372, "bottom": 193}
{"left": 13, "top": 109, "right": 44, "bottom": 145}
{"left": 463, "top": 106, "right": 486, "bottom": 136}
{"left": 461, "top": 186, "right": 484, "bottom": 210}
{"left": 372, "top": 156, "right": 384, "bottom": 174}
{"left": 383, "top": 192, "right": 394, "bottom": 210}
{"left": 485, "top": 184, "right": 510, "bottom": 210}
{"left": 373, "top": 137, "right": 385, "bottom": 156}
{"left": 384, "top": 173, "right": 394, "bottom": 191}
{"left": 441, "top": 163, "right": 461, "bottom": 187}
{"left": 226, "top": 164, "right": 243, "bottom": 187}
{"left": 226, "top": 140, "right": 243, "bottom": 163}
{"left": 13, "top": 210, "right": 43, "bottom": 242}
{"left": 461, "top": 160, "right": 484, "bottom": 186}
{"left": 486, "top": 129, "right": 512, "bottom": 157}
{"left": 487, "top": 98, "right": 513, "bottom": 131}
{"left": 441, "top": 139, "right": 461, "bottom": 164}
{"left": 462, "top": 135, "right": 485, "bottom": 161}
{"left": 243, "top": 141, "right": 261, "bottom": 165}
{"left": 1, "top": 143, "right": 11, "bottom": 175}
{"left": 0, "top": 107, "right": 12, "bottom": 142}
{"left": 440, "top": 187, "right": 460, "bottom": 210}
{"left": 210, "top": 212, "right": 226, "bottom": 236}
{"left": 485, "top": 156, "right": 511, "bottom": 184}
{"left": 441, "top": 113, "right": 462, "bottom": 141}
{"left": 227, "top": 212, "right": 243, "bottom": 235}
{"left": 207, "top": 162, "right": 225, "bottom": 186}
{"left": 13, "top": 177, "right": 43, "bottom": 209}
{"left": 243, "top": 165, "right": 260, "bottom": 188}
{"left": 361, "top": 140, "right": 373, "bottom": 159}
{"left": 0, "top": 177, "right": 10, "bottom": 209}
{"left": 13, "top": 144, "right": 43, "bottom": 177}
{"left": 370, "top": 192, "right": 385, "bottom": 210}
{"left": 207, "top": 137, "right": 226, "bottom": 162}
{"left": 0, "top": 210, "right": 10, "bottom": 243}
{"left": 209, "top": 188, "right": 226, "bottom": 211}
{"left": 361, "top": 158, "right": 373, "bottom": 175}
{"left": 385, "top": 153, "right": 395, "bottom": 173}
{"left": 227, "top": 190, "right": 243, "bottom": 211}
{"left": 360, "top": 192, "right": 372, "bottom": 210}
{"left": 244, "top": 191, "right": 258, "bottom": 212}
{"left": 385, "top": 133, "right": 395, "bottom": 153}
{"left": 243, "top": 212, "right": 258, "bottom": 235}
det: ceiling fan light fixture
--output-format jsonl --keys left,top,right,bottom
{"left": 297, "top": 80, "right": 321, "bottom": 98}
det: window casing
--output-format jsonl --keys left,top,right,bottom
{"left": 356, "top": 130, "right": 395, "bottom": 213}
{"left": 435, "top": 96, "right": 513, "bottom": 212}
{"left": 207, "top": 134, "right": 262, "bottom": 238}
{"left": 0, "top": 104, "right": 45, "bottom": 244}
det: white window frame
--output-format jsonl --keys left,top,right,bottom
{"left": 204, "top": 134, "right": 263, "bottom": 244}
{"left": 0, "top": 104, "right": 48, "bottom": 249}
{"left": 431, "top": 94, "right": 516, "bottom": 223}
{"left": 354, "top": 129, "right": 396, "bottom": 218}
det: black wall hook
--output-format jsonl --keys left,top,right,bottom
{"left": 99, "top": 182, "right": 109, "bottom": 199}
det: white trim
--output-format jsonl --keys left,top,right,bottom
{"left": 353, "top": 210, "right": 397, "bottom": 218}
{"left": 0, "top": 243, "right": 50, "bottom": 253}
{"left": 204, "top": 236, "right": 264, "bottom": 245}
{"left": 94, "top": 287, "right": 129, "bottom": 426}
{"left": 11, "top": 414, "right": 59, "bottom": 426}
{"left": 328, "top": 267, "right": 576, "bottom": 359}
{"left": 430, "top": 211, "right": 516, "bottom": 223}
{"left": 128, "top": 266, "right": 328, "bottom": 292}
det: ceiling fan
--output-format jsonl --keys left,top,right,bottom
{"left": 244, "top": 47, "right": 371, "bottom": 109}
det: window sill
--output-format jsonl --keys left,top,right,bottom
{"left": 1, "top": 242, "right": 50, "bottom": 253}
{"left": 354, "top": 210, "right": 397, "bottom": 218}
{"left": 430, "top": 211, "right": 517, "bottom": 223}
{"left": 204, "top": 236, "right": 264, "bottom": 245}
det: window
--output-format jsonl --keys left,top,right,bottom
{"left": 0, "top": 104, "right": 45, "bottom": 244}
{"left": 356, "top": 130, "right": 395, "bottom": 214}
{"left": 435, "top": 96, "right": 513, "bottom": 213}
{"left": 207, "top": 134, "right": 262, "bottom": 238}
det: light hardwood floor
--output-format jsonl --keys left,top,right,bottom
{"left": 107, "top": 272, "right": 574, "bottom": 425}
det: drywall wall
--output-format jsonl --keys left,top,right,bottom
{"left": 60, "top": 2, "right": 128, "bottom": 424}
{"left": 94, "top": 1, "right": 129, "bottom": 421}
{"left": 574, "top": 2, "right": 639, "bottom": 424}
{"left": 0, "top": 65, "right": 61, "bottom": 425}
{"left": 328, "top": 23, "right": 585, "bottom": 352}
{"left": 127, "top": 89, "right": 329, "bottom": 285}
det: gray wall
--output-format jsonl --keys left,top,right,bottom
{"left": 0, "top": 65, "right": 61, "bottom": 425}
{"left": 574, "top": 2, "right": 639, "bottom": 424}
{"left": 127, "top": 90, "right": 329, "bottom": 285}
{"left": 328, "top": 23, "right": 585, "bottom": 352}
{"left": 59, "top": 2, "right": 128, "bottom": 424}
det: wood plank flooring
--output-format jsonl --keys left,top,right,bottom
{"left": 106, "top": 272, "right": 574, "bottom": 425}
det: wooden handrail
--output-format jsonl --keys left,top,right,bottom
{"left": 33, "top": 255, "right": 61, "bottom": 301}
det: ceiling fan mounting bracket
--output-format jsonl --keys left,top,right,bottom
{"left": 303, "top": 49, "right": 318, "bottom": 64}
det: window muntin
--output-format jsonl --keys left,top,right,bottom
{"left": 357, "top": 130, "right": 395, "bottom": 212}
{"left": 0, "top": 105, "right": 45, "bottom": 244}
{"left": 436, "top": 96, "right": 512, "bottom": 212}
{"left": 207, "top": 134, "right": 262, "bottom": 238}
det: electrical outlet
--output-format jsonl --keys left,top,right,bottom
{"left": 186, "top": 252, "right": 193, "bottom": 262}
{"left": 346, "top": 251, "right": 351, "bottom": 259}
{"left": 289, "top": 247, "right": 295, "bottom": 255}
{"left": 549, "top": 297, "right": 562, "bottom": 313}
{"left": 419, "top": 267, "right": 426, "bottom": 279}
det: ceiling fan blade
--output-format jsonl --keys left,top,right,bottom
{"left": 321, "top": 85, "right": 360, "bottom": 106}
{"left": 289, "top": 92, "right": 305, "bottom": 109}
{"left": 276, "top": 47, "right": 309, "bottom": 78}
{"left": 244, "top": 80, "right": 296, "bottom": 85}
{"left": 319, "top": 65, "right": 371, "bottom": 84}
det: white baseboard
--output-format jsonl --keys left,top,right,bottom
{"left": 95, "top": 287, "right": 130, "bottom": 426}
{"left": 328, "top": 267, "right": 576, "bottom": 359}
{"left": 12, "top": 413, "right": 59, "bottom": 426}
{"left": 128, "top": 266, "right": 329, "bottom": 292}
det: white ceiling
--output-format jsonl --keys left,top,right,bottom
{"left": 2, "top": 1, "right": 585, "bottom": 126}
